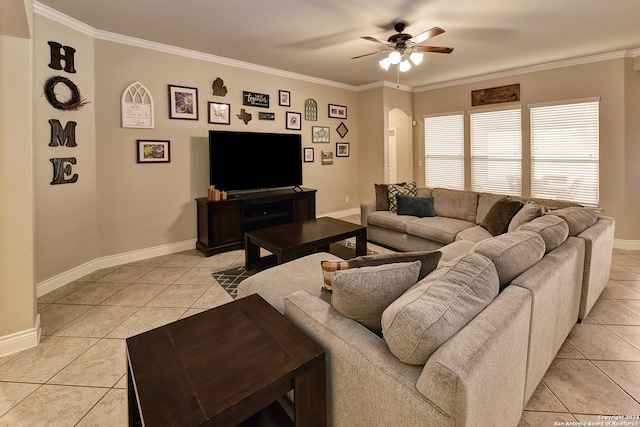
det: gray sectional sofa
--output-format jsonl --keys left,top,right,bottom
{"left": 236, "top": 187, "right": 615, "bottom": 426}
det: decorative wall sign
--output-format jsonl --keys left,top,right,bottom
{"left": 312, "top": 126, "right": 330, "bottom": 143}
{"left": 336, "top": 142, "right": 350, "bottom": 157}
{"left": 121, "top": 81, "right": 154, "bottom": 128}
{"left": 44, "top": 76, "right": 89, "bottom": 111}
{"left": 305, "top": 99, "right": 318, "bottom": 121}
{"left": 212, "top": 77, "right": 228, "bottom": 96}
{"left": 328, "top": 104, "right": 347, "bottom": 119}
{"left": 168, "top": 85, "right": 198, "bottom": 120}
{"left": 243, "top": 91, "right": 269, "bottom": 108}
{"left": 259, "top": 112, "right": 275, "bottom": 121}
{"left": 279, "top": 90, "right": 290, "bottom": 107}
{"left": 304, "top": 148, "right": 314, "bottom": 162}
{"left": 47, "top": 41, "right": 76, "bottom": 73}
{"left": 336, "top": 122, "right": 349, "bottom": 138}
{"left": 237, "top": 108, "right": 252, "bottom": 124}
{"left": 50, "top": 158, "right": 78, "bottom": 184}
{"left": 471, "top": 84, "right": 520, "bottom": 106}
{"left": 208, "top": 102, "right": 230, "bottom": 124}
{"left": 286, "top": 111, "right": 301, "bottom": 130}
{"left": 48, "top": 119, "right": 77, "bottom": 147}
{"left": 321, "top": 151, "right": 333, "bottom": 165}
{"left": 137, "top": 140, "right": 170, "bottom": 163}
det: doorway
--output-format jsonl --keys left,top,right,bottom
{"left": 387, "top": 108, "right": 413, "bottom": 184}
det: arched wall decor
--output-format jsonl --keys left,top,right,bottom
{"left": 121, "top": 81, "right": 155, "bottom": 128}
{"left": 305, "top": 98, "right": 318, "bottom": 121}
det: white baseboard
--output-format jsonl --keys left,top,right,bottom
{"left": 320, "top": 207, "right": 360, "bottom": 219}
{"left": 36, "top": 239, "right": 197, "bottom": 298}
{"left": 0, "top": 314, "right": 40, "bottom": 357}
{"left": 614, "top": 239, "right": 640, "bottom": 251}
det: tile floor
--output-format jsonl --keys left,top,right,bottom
{"left": 1, "top": 235, "right": 639, "bottom": 426}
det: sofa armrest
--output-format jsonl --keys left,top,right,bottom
{"left": 417, "top": 285, "right": 532, "bottom": 427}
{"left": 284, "top": 291, "right": 452, "bottom": 427}
{"left": 360, "top": 200, "right": 377, "bottom": 227}
{"left": 577, "top": 216, "right": 615, "bottom": 320}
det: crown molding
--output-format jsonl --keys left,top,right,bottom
{"left": 415, "top": 50, "right": 636, "bottom": 92}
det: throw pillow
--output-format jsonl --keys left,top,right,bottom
{"left": 331, "top": 261, "right": 421, "bottom": 333}
{"left": 387, "top": 182, "right": 418, "bottom": 213}
{"left": 396, "top": 194, "right": 435, "bottom": 218}
{"left": 381, "top": 252, "right": 499, "bottom": 365}
{"left": 480, "top": 198, "right": 523, "bottom": 236}
{"left": 348, "top": 251, "right": 441, "bottom": 281}
{"left": 546, "top": 207, "right": 597, "bottom": 237}
{"left": 518, "top": 215, "right": 569, "bottom": 253}
{"left": 320, "top": 260, "right": 350, "bottom": 291}
{"left": 507, "top": 202, "right": 542, "bottom": 233}
{"left": 375, "top": 182, "right": 406, "bottom": 211}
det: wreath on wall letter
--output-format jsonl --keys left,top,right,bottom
{"left": 44, "top": 76, "right": 90, "bottom": 111}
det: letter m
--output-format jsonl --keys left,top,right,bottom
{"left": 48, "top": 119, "right": 77, "bottom": 147}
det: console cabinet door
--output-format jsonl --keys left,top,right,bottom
{"left": 196, "top": 199, "right": 243, "bottom": 256}
{"left": 293, "top": 191, "right": 317, "bottom": 221}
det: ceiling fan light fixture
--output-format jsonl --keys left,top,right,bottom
{"left": 409, "top": 52, "right": 424, "bottom": 65}
{"left": 388, "top": 51, "right": 402, "bottom": 65}
{"left": 379, "top": 57, "right": 392, "bottom": 70}
{"left": 399, "top": 59, "right": 412, "bottom": 72}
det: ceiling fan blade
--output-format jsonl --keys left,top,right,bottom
{"left": 415, "top": 45, "right": 454, "bottom": 54}
{"left": 361, "top": 36, "right": 391, "bottom": 45}
{"left": 350, "top": 51, "right": 383, "bottom": 59}
{"left": 410, "top": 27, "right": 445, "bottom": 44}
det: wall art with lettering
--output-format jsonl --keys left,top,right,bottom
{"left": 243, "top": 91, "right": 269, "bottom": 108}
{"left": 121, "top": 81, "right": 154, "bottom": 128}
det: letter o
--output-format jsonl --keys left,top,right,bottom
{"left": 44, "top": 76, "right": 83, "bottom": 110}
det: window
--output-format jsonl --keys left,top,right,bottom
{"left": 424, "top": 113, "right": 464, "bottom": 190}
{"left": 470, "top": 108, "right": 522, "bottom": 195}
{"left": 530, "top": 100, "right": 599, "bottom": 206}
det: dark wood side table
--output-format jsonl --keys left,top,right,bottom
{"left": 126, "top": 294, "right": 326, "bottom": 427}
{"left": 245, "top": 217, "right": 367, "bottom": 270}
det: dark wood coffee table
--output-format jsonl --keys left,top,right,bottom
{"left": 245, "top": 217, "right": 367, "bottom": 269}
{"left": 126, "top": 294, "right": 326, "bottom": 427}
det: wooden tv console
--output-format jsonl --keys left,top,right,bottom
{"left": 195, "top": 187, "right": 316, "bottom": 256}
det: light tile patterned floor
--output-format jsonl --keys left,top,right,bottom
{"left": 1, "top": 233, "right": 639, "bottom": 425}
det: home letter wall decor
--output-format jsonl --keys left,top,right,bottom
{"left": 47, "top": 41, "right": 76, "bottom": 73}
{"left": 48, "top": 119, "right": 77, "bottom": 147}
{"left": 49, "top": 158, "right": 79, "bottom": 185}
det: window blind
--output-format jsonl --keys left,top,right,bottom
{"left": 470, "top": 108, "right": 522, "bottom": 195}
{"left": 530, "top": 100, "right": 599, "bottom": 206}
{"left": 424, "top": 113, "right": 464, "bottom": 190}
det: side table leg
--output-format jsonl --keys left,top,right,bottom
{"left": 355, "top": 228, "right": 367, "bottom": 257}
{"left": 293, "top": 359, "right": 326, "bottom": 427}
{"left": 245, "top": 236, "right": 260, "bottom": 269}
{"left": 127, "top": 362, "right": 142, "bottom": 427}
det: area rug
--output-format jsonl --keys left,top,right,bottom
{"left": 213, "top": 240, "right": 376, "bottom": 298}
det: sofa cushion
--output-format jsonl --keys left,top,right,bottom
{"left": 455, "top": 225, "right": 493, "bottom": 243}
{"left": 519, "top": 215, "right": 569, "bottom": 253}
{"left": 396, "top": 194, "right": 435, "bottom": 218}
{"left": 348, "top": 251, "right": 442, "bottom": 281}
{"left": 321, "top": 260, "right": 350, "bottom": 291}
{"left": 406, "top": 217, "right": 476, "bottom": 245}
{"left": 472, "top": 231, "right": 545, "bottom": 290}
{"left": 546, "top": 207, "right": 598, "bottom": 236}
{"left": 507, "top": 202, "right": 542, "bottom": 233}
{"left": 480, "top": 198, "right": 523, "bottom": 236}
{"left": 332, "top": 261, "right": 421, "bottom": 333}
{"left": 387, "top": 182, "right": 417, "bottom": 213}
{"left": 432, "top": 188, "right": 479, "bottom": 223}
{"left": 375, "top": 182, "right": 406, "bottom": 211}
{"left": 381, "top": 252, "right": 499, "bottom": 365}
{"left": 476, "top": 192, "right": 508, "bottom": 225}
{"left": 367, "top": 210, "right": 416, "bottom": 233}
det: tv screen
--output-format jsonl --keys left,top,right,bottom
{"left": 209, "top": 130, "right": 302, "bottom": 192}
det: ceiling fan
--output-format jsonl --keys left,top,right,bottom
{"left": 352, "top": 22, "right": 454, "bottom": 71}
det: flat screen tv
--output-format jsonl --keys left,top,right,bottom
{"left": 209, "top": 130, "right": 302, "bottom": 193}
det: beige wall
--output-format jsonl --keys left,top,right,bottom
{"left": 0, "top": 0, "right": 36, "bottom": 342}
{"left": 356, "top": 86, "right": 385, "bottom": 202}
{"left": 413, "top": 58, "right": 639, "bottom": 241}
{"left": 389, "top": 108, "right": 413, "bottom": 183}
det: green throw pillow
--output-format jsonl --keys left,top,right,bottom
{"left": 396, "top": 194, "right": 435, "bottom": 218}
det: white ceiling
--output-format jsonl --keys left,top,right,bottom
{"left": 36, "top": 0, "right": 640, "bottom": 88}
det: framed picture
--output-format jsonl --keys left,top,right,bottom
{"left": 328, "top": 104, "right": 347, "bottom": 119}
{"left": 279, "top": 90, "right": 291, "bottom": 107}
{"left": 137, "top": 140, "right": 170, "bottom": 163}
{"left": 208, "top": 102, "right": 230, "bottom": 124}
{"left": 336, "top": 142, "right": 350, "bottom": 157}
{"left": 304, "top": 147, "right": 314, "bottom": 162}
{"left": 168, "top": 85, "right": 198, "bottom": 120}
{"left": 312, "top": 126, "right": 330, "bottom": 143}
{"left": 286, "top": 111, "right": 302, "bottom": 130}
{"left": 321, "top": 151, "right": 333, "bottom": 165}
{"left": 336, "top": 122, "right": 349, "bottom": 138}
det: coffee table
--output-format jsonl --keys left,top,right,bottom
{"left": 126, "top": 294, "right": 326, "bottom": 427}
{"left": 245, "top": 217, "right": 367, "bottom": 270}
